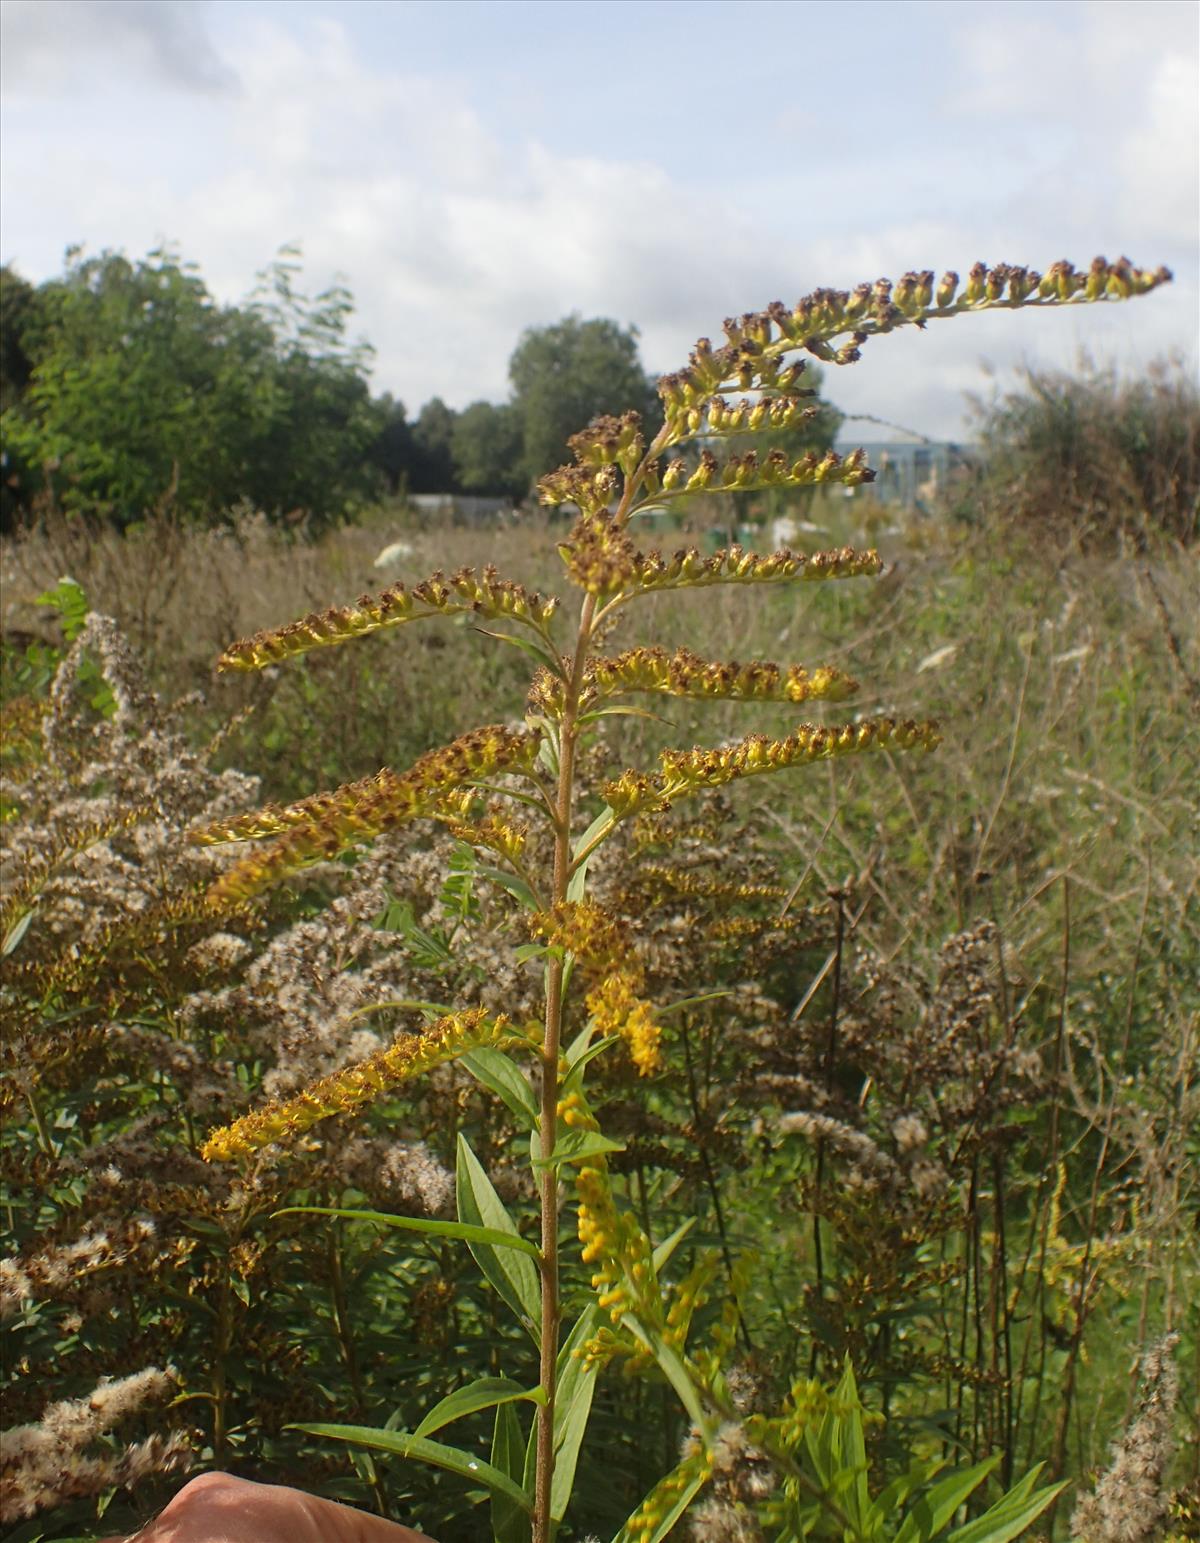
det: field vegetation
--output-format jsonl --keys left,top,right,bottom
{"left": 0, "top": 257, "right": 1196, "bottom": 1543}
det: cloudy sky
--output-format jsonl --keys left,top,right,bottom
{"left": 1, "top": 0, "right": 1195, "bottom": 438}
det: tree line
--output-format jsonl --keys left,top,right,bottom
{"left": 0, "top": 245, "right": 838, "bottom": 533}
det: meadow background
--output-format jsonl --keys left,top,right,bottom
{"left": 1, "top": 1, "right": 1198, "bottom": 1539}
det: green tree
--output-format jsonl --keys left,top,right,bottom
{"left": 0, "top": 265, "right": 43, "bottom": 529}
{"left": 0, "top": 264, "right": 38, "bottom": 412}
{"left": 368, "top": 393, "right": 415, "bottom": 496}
{"left": 508, "top": 314, "right": 660, "bottom": 487}
{"left": 0, "top": 246, "right": 382, "bottom": 531}
{"left": 450, "top": 400, "right": 523, "bottom": 497}
{"left": 410, "top": 396, "right": 459, "bottom": 493}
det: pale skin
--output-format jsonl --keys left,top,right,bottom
{"left": 98, "top": 1473, "right": 437, "bottom": 1543}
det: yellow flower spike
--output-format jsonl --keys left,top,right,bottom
{"left": 603, "top": 716, "right": 940, "bottom": 819}
{"left": 584, "top": 646, "right": 859, "bottom": 708}
{"left": 202, "top": 1008, "right": 506, "bottom": 1161}
{"left": 196, "top": 728, "right": 537, "bottom": 903}
{"left": 217, "top": 568, "right": 558, "bottom": 673}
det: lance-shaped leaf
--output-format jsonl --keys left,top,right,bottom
{"left": 414, "top": 1376, "right": 544, "bottom": 1439}
{"left": 945, "top": 1464, "right": 1068, "bottom": 1543}
{"left": 491, "top": 1402, "right": 530, "bottom": 1543}
{"left": 218, "top": 565, "right": 558, "bottom": 672}
{"left": 271, "top": 1205, "right": 541, "bottom": 1259}
{"left": 550, "top": 1305, "right": 602, "bottom": 1522}
{"left": 891, "top": 1456, "right": 998, "bottom": 1543}
{"left": 457, "top": 1133, "right": 541, "bottom": 1342}
{"left": 460, "top": 1046, "right": 540, "bottom": 1130}
{"left": 290, "top": 1424, "right": 533, "bottom": 1514}
{"left": 613, "top": 1456, "right": 710, "bottom": 1543}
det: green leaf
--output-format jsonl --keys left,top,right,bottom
{"left": 579, "top": 704, "right": 671, "bottom": 725}
{"left": 473, "top": 863, "right": 540, "bottom": 911}
{"left": 651, "top": 1216, "right": 697, "bottom": 1275}
{"left": 892, "top": 1458, "right": 997, "bottom": 1543}
{"left": 347, "top": 996, "right": 456, "bottom": 1020}
{"left": 835, "top": 1359, "right": 871, "bottom": 1532}
{"left": 945, "top": 1469, "right": 1067, "bottom": 1543}
{"left": 613, "top": 1462, "right": 708, "bottom": 1543}
{"left": 657, "top": 989, "right": 733, "bottom": 1017}
{"left": 37, "top": 577, "right": 89, "bottom": 641}
{"left": 873, "top": 1458, "right": 941, "bottom": 1535}
{"left": 272, "top": 1205, "right": 540, "bottom": 1258}
{"left": 491, "top": 1402, "right": 531, "bottom": 1543}
{"left": 1, "top": 909, "right": 35, "bottom": 958}
{"left": 551, "top": 1304, "right": 601, "bottom": 1522}
{"left": 414, "top": 1376, "right": 543, "bottom": 1438}
{"left": 622, "top": 1311, "right": 711, "bottom": 1439}
{"left": 568, "top": 806, "right": 615, "bottom": 897}
{"left": 534, "top": 1129, "right": 626, "bottom": 1170}
{"left": 461, "top": 1047, "right": 540, "bottom": 1129}
{"left": 291, "top": 1423, "right": 533, "bottom": 1514}
{"left": 457, "top": 1134, "right": 541, "bottom": 1342}
{"left": 472, "top": 624, "right": 564, "bottom": 676}
{"left": 562, "top": 1033, "right": 619, "bottom": 1092}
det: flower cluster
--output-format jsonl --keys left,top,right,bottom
{"left": 656, "top": 257, "right": 1173, "bottom": 426}
{"left": 658, "top": 445, "right": 874, "bottom": 498}
{"left": 201, "top": 1007, "right": 508, "bottom": 1161}
{"left": 586, "top": 647, "right": 859, "bottom": 708}
{"left": 575, "top": 1160, "right": 655, "bottom": 1326}
{"left": 620, "top": 541, "right": 882, "bottom": 597}
{"left": 552, "top": 514, "right": 883, "bottom": 601}
{"left": 530, "top": 899, "right": 627, "bottom": 968}
{"left": 585, "top": 971, "right": 661, "bottom": 1077}
{"left": 193, "top": 725, "right": 538, "bottom": 903}
{"left": 566, "top": 411, "right": 646, "bottom": 475}
{"left": 668, "top": 391, "right": 818, "bottom": 442}
{"left": 554, "top": 508, "right": 640, "bottom": 592}
{"left": 531, "top": 902, "right": 661, "bottom": 1074}
{"left": 0, "top": 1367, "right": 190, "bottom": 1522}
{"left": 602, "top": 718, "right": 942, "bottom": 817}
{"left": 217, "top": 566, "right": 559, "bottom": 671}
{"left": 1070, "top": 1334, "right": 1180, "bottom": 1543}
{"left": 621, "top": 1451, "right": 714, "bottom": 1543}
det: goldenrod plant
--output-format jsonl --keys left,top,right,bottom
{"left": 190, "top": 258, "right": 1168, "bottom": 1540}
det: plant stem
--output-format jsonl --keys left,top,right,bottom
{"left": 328, "top": 1228, "right": 392, "bottom": 1519}
{"left": 24, "top": 1086, "right": 54, "bottom": 1158}
{"left": 213, "top": 1267, "right": 233, "bottom": 1467}
{"left": 809, "top": 888, "right": 845, "bottom": 1378}
{"left": 533, "top": 588, "right": 597, "bottom": 1543}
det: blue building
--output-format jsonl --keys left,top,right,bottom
{"left": 837, "top": 431, "right": 977, "bottom": 508}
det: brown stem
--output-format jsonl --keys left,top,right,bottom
{"left": 212, "top": 1269, "right": 233, "bottom": 1468}
{"left": 678, "top": 1014, "right": 752, "bottom": 1353}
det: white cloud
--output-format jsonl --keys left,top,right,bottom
{"left": 0, "top": 0, "right": 238, "bottom": 96}
{"left": 0, "top": 3, "right": 1194, "bottom": 438}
